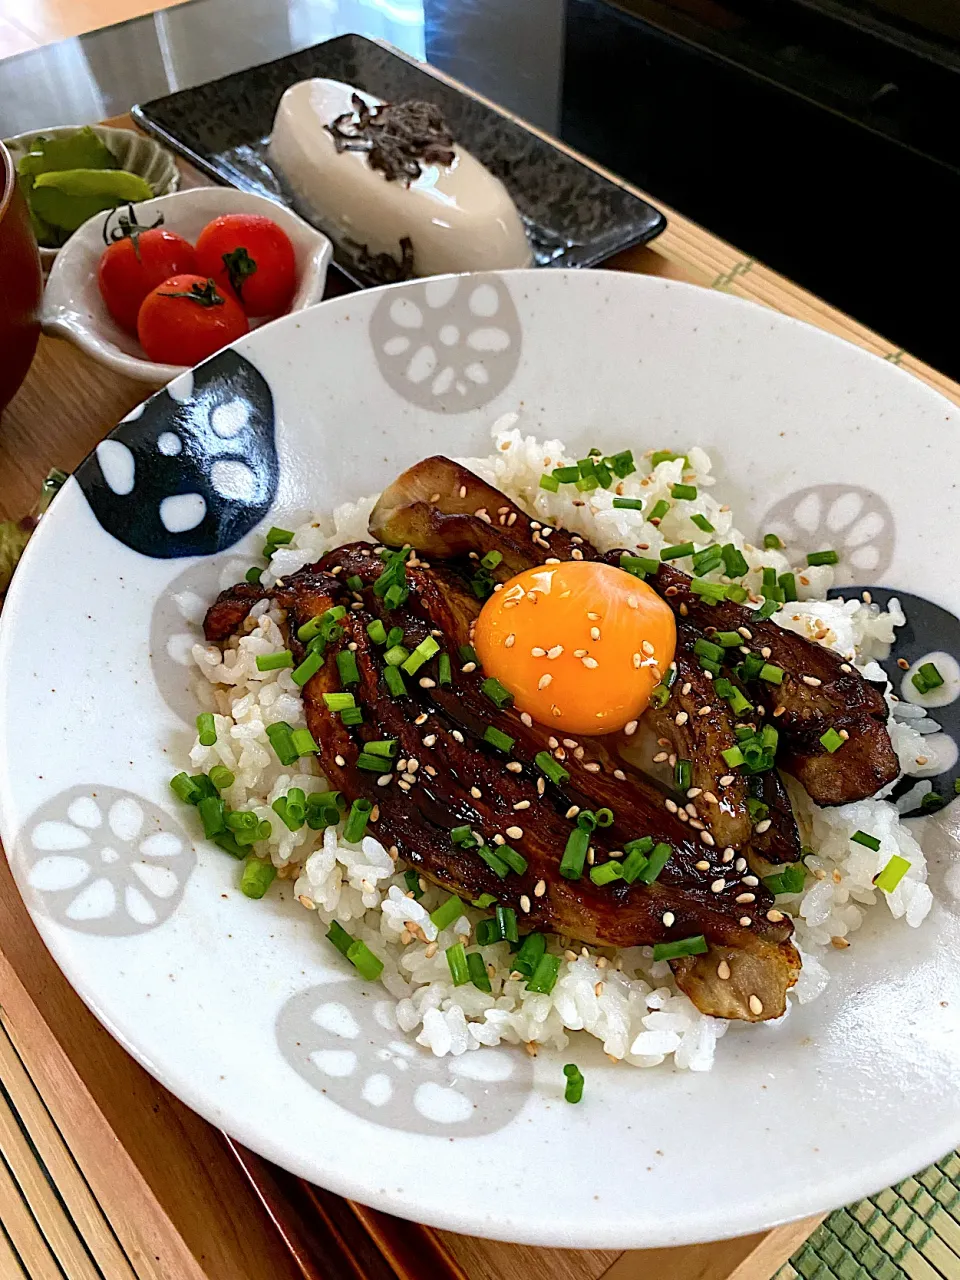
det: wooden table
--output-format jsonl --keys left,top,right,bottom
{"left": 2, "top": 108, "right": 959, "bottom": 1280}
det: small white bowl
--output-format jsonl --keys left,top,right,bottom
{"left": 41, "top": 187, "right": 333, "bottom": 384}
{"left": 4, "top": 124, "right": 181, "bottom": 271}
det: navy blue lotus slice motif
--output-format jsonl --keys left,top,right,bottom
{"left": 76, "top": 350, "right": 277, "bottom": 559}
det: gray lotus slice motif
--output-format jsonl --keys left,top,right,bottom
{"left": 759, "top": 484, "right": 895, "bottom": 584}
{"left": 16, "top": 785, "right": 196, "bottom": 936}
{"left": 277, "top": 980, "right": 533, "bottom": 1136}
{"left": 369, "top": 275, "right": 522, "bottom": 413}
{"left": 150, "top": 553, "right": 252, "bottom": 724}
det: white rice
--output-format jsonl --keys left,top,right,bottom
{"left": 187, "top": 416, "right": 934, "bottom": 1072}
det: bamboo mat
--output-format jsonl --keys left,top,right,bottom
{"left": 3, "top": 88, "right": 960, "bottom": 1279}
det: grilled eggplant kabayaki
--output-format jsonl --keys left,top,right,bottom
{"left": 205, "top": 543, "right": 799, "bottom": 1021}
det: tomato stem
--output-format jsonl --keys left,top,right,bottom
{"left": 221, "top": 246, "right": 258, "bottom": 300}
{"left": 102, "top": 203, "right": 164, "bottom": 262}
{"left": 158, "top": 278, "right": 226, "bottom": 307}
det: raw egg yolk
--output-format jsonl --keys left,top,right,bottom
{"left": 473, "top": 561, "right": 676, "bottom": 736}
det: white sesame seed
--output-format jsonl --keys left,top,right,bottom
{"left": 839, "top": 729, "right": 850, "bottom": 740}
{"left": 537, "top": 777, "right": 545, "bottom": 795}
{"left": 653, "top": 750, "right": 669, "bottom": 763}
{"left": 662, "top": 911, "right": 675, "bottom": 927}
{"left": 767, "top": 909, "right": 784, "bottom": 922}
{"left": 590, "top": 627, "right": 601, "bottom": 642}
{"left": 665, "top": 799, "right": 678, "bottom": 813}
{"left": 675, "top": 711, "right": 689, "bottom": 726}
{"left": 397, "top": 780, "right": 411, "bottom": 791}
{"left": 696, "top": 859, "right": 710, "bottom": 871}
{"left": 742, "top": 875, "right": 759, "bottom": 886}
{"left": 520, "top": 711, "right": 534, "bottom": 728}
{"left": 462, "top": 661, "right": 477, "bottom": 673}
{"left": 632, "top": 653, "right": 642, "bottom": 669}
{"left": 492, "top": 834, "right": 505, "bottom": 845}
{"left": 415, "top": 714, "right": 428, "bottom": 726}
{"left": 452, "top": 730, "right": 464, "bottom": 743}
{"left": 535, "top": 879, "right": 546, "bottom": 897}
{"left": 717, "top": 960, "right": 731, "bottom": 980}
{"left": 754, "top": 819, "right": 772, "bottom": 833}
{"left": 700, "top": 830, "right": 716, "bottom": 846}
{"left": 335, "top": 755, "right": 346, "bottom": 767}
{"left": 740, "top": 916, "right": 753, "bottom": 927}
{"left": 719, "top": 774, "right": 734, "bottom": 787}
{"left": 531, "top": 646, "right": 547, "bottom": 658}
{"left": 520, "top": 895, "right": 531, "bottom": 913}
{"left": 571, "top": 548, "right": 584, "bottom": 560}
{"left": 506, "top": 826, "right": 523, "bottom": 839}
{"left": 397, "top": 759, "right": 408, "bottom": 773}
{"left": 470, "top": 786, "right": 482, "bottom": 799}
{"left": 761, "top": 646, "right": 772, "bottom": 659}
{"left": 502, "top": 600, "right": 519, "bottom": 609}
{"left": 514, "top": 800, "right": 531, "bottom": 810}
{"left": 735, "top": 857, "right": 747, "bottom": 872}
{"left": 737, "top": 626, "right": 752, "bottom": 639}
{"left": 584, "top": 762, "right": 601, "bottom": 773}
{"left": 685, "top": 803, "right": 699, "bottom": 817}
{"left": 547, "top": 645, "right": 564, "bottom": 659}
{"left": 504, "top": 634, "right": 516, "bottom": 649}
{"left": 698, "top": 705, "right": 712, "bottom": 717}
{"left": 801, "top": 675, "right": 822, "bottom": 686}
{"left": 840, "top": 662, "right": 852, "bottom": 672}
{"left": 614, "top": 768, "right": 626, "bottom": 781}
{"left": 377, "top": 774, "right": 393, "bottom": 787}
{"left": 419, "top": 677, "right": 436, "bottom": 688}
{"left": 677, "top": 810, "right": 689, "bottom": 823}
{"left": 711, "top": 878, "right": 726, "bottom": 893}
{"left": 628, "top": 596, "right": 639, "bottom": 610}
{"left": 423, "top": 734, "right": 437, "bottom": 747}
{"left": 736, "top": 892, "right": 756, "bottom": 904}
{"left": 408, "top": 760, "right": 419, "bottom": 773}
{"left": 721, "top": 848, "right": 735, "bottom": 864}
{"left": 624, "top": 720, "right": 638, "bottom": 737}
{"left": 506, "top": 761, "right": 523, "bottom": 773}
{"left": 641, "top": 640, "right": 656, "bottom": 656}
{"left": 702, "top": 791, "right": 718, "bottom": 805}
{"left": 748, "top": 995, "right": 763, "bottom": 1015}
{"left": 582, "top": 656, "right": 599, "bottom": 669}
{"left": 425, "top": 765, "right": 437, "bottom": 777}
{"left": 681, "top": 682, "right": 692, "bottom": 695}
{"left": 538, "top": 673, "right": 553, "bottom": 690}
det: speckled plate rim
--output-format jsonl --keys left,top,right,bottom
{"left": 2, "top": 270, "right": 960, "bottom": 1250}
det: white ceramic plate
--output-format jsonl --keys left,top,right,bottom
{"left": 3, "top": 270, "right": 960, "bottom": 1250}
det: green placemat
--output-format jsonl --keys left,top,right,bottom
{"left": 773, "top": 1152, "right": 960, "bottom": 1280}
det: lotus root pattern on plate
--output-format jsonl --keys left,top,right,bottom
{"left": 758, "top": 484, "right": 895, "bottom": 583}
{"left": 276, "top": 981, "right": 533, "bottom": 1136}
{"left": 16, "top": 785, "right": 196, "bottom": 936}
{"left": 369, "top": 275, "right": 521, "bottom": 413}
{"left": 150, "top": 553, "right": 253, "bottom": 724}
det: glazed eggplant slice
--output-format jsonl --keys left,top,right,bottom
{"left": 654, "top": 564, "right": 899, "bottom": 806}
{"left": 372, "top": 456, "right": 898, "bottom": 807}
{"left": 205, "top": 543, "right": 800, "bottom": 1021}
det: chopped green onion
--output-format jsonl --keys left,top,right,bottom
{"left": 620, "top": 554, "right": 660, "bottom": 579}
{"left": 647, "top": 499, "right": 670, "bottom": 522}
{"left": 214, "top": 831, "right": 246, "bottom": 857}
{"left": 692, "top": 545, "right": 724, "bottom": 577}
{"left": 763, "top": 533, "right": 783, "bottom": 550}
{"left": 875, "top": 854, "right": 911, "bottom": 893}
{"left": 851, "top": 830, "right": 881, "bottom": 852}
{"left": 480, "top": 550, "right": 503, "bottom": 571}
{"left": 245, "top": 566, "right": 262, "bottom": 584}
{"left": 651, "top": 449, "right": 688, "bottom": 468}
{"left": 725, "top": 583, "right": 749, "bottom": 604}
{"left": 297, "top": 606, "right": 346, "bottom": 644}
{"left": 265, "top": 721, "right": 299, "bottom": 766}
{"left": 576, "top": 810, "right": 598, "bottom": 832}
{"left": 912, "top": 662, "right": 945, "bottom": 695}
{"left": 661, "top": 542, "right": 695, "bottom": 561}
{"left": 384, "top": 626, "right": 402, "bottom": 649}
{"left": 477, "top": 844, "right": 510, "bottom": 879}
{"left": 539, "top": 472, "right": 560, "bottom": 493}
{"left": 272, "top": 796, "right": 302, "bottom": 832}
{"left": 635, "top": 842, "right": 672, "bottom": 885}
{"left": 513, "top": 932, "right": 546, "bottom": 977}
{"left": 372, "top": 544, "right": 411, "bottom": 602}
{"left": 649, "top": 682, "right": 671, "bottom": 709}
{"left": 402, "top": 635, "right": 440, "bottom": 676}
{"left": 481, "top": 677, "right": 514, "bottom": 709}
{"left": 336, "top": 650, "right": 360, "bottom": 686}
{"left": 383, "top": 666, "right": 406, "bottom": 697}
{"left": 763, "top": 864, "right": 806, "bottom": 895}
{"left": 170, "top": 772, "right": 203, "bottom": 805}
{"left": 327, "top": 920, "right": 354, "bottom": 958}
{"left": 721, "top": 544, "right": 749, "bottom": 578}
{"left": 778, "top": 572, "right": 798, "bottom": 602}
{"left": 430, "top": 895, "right": 464, "bottom": 931}
{"left": 472, "top": 893, "right": 497, "bottom": 909}
{"left": 575, "top": 474, "right": 599, "bottom": 493}
{"left": 535, "top": 751, "right": 570, "bottom": 785}
{"left": 205, "top": 765, "right": 233, "bottom": 793}
{"left": 197, "top": 795, "right": 226, "bottom": 838}
{"left": 674, "top": 759, "right": 692, "bottom": 791}
{"left": 357, "top": 752, "right": 392, "bottom": 772}
{"left": 438, "top": 654, "right": 452, "bottom": 686}
{"left": 451, "top": 825, "right": 476, "bottom": 847}
{"left": 340, "top": 706, "right": 364, "bottom": 726}
{"left": 590, "top": 861, "right": 624, "bottom": 886}
{"left": 612, "top": 497, "right": 644, "bottom": 511}
{"left": 459, "top": 644, "right": 480, "bottom": 666}
{"left": 594, "top": 808, "right": 614, "bottom": 828}
{"left": 722, "top": 746, "right": 745, "bottom": 768}
{"left": 404, "top": 870, "right": 424, "bottom": 898}
{"left": 446, "top": 942, "right": 470, "bottom": 986}
{"left": 806, "top": 549, "right": 839, "bottom": 566}
{"left": 747, "top": 797, "right": 769, "bottom": 822}
{"left": 563, "top": 1063, "right": 584, "bottom": 1104}
{"left": 346, "top": 939, "right": 384, "bottom": 981}
{"left": 467, "top": 951, "right": 492, "bottom": 992}
{"left": 266, "top": 526, "right": 294, "bottom": 546}
{"left": 691, "top": 513, "right": 715, "bottom": 533}
{"left": 711, "top": 631, "right": 739, "bottom": 648}
{"left": 323, "top": 693, "right": 355, "bottom": 712}
{"left": 606, "top": 450, "right": 636, "bottom": 478}
{"left": 690, "top": 577, "right": 727, "bottom": 604}
{"left": 820, "top": 727, "right": 845, "bottom": 754}
{"left": 621, "top": 836, "right": 654, "bottom": 884}
{"left": 921, "top": 791, "right": 945, "bottom": 811}
{"left": 292, "top": 650, "right": 324, "bottom": 687}
{"left": 694, "top": 637, "right": 723, "bottom": 663}
{"left": 343, "top": 798, "right": 373, "bottom": 843}
{"left": 760, "top": 663, "right": 784, "bottom": 685}
{"left": 593, "top": 461, "right": 613, "bottom": 489}
{"left": 560, "top": 827, "right": 590, "bottom": 880}
{"left": 366, "top": 618, "right": 388, "bottom": 645}
{"left": 365, "top": 739, "right": 398, "bottom": 759}
{"left": 483, "top": 726, "right": 515, "bottom": 753}
{"left": 526, "top": 953, "right": 561, "bottom": 994}
{"left": 196, "top": 712, "right": 217, "bottom": 746}
{"left": 290, "top": 728, "right": 318, "bottom": 756}
{"left": 496, "top": 906, "right": 519, "bottom": 944}
{"left": 240, "top": 857, "right": 276, "bottom": 899}
{"left": 475, "top": 916, "right": 503, "bottom": 945}
{"left": 499, "top": 845, "right": 528, "bottom": 875}
{"left": 552, "top": 465, "right": 580, "bottom": 484}
{"left": 671, "top": 483, "right": 697, "bottom": 500}
{"left": 755, "top": 598, "right": 780, "bottom": 620}
{"left": 256, "top": 650, "right": 293, "bottom": 672}
{"left": 652, "top": 935, "right": 708, "bottom": 962}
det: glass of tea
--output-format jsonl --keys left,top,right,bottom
{"left": 0, "top": 139, "right": 42, "bottom": 415}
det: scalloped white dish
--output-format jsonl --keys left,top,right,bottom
{"left": 2, "top": 270, "right": 960, "bottom": 1250}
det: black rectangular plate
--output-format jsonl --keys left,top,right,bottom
{"left": 132, "top": 33, "right": 666, "bottom": 289}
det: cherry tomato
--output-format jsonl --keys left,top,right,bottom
{"left": 137, "top": 274, "right": 249, "bottom": 366}
{"left": 98, "top": 228, "right": 198, "bottom": 334}
{"left": 195, "top": 214, "right": 297, "bottom": 318}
